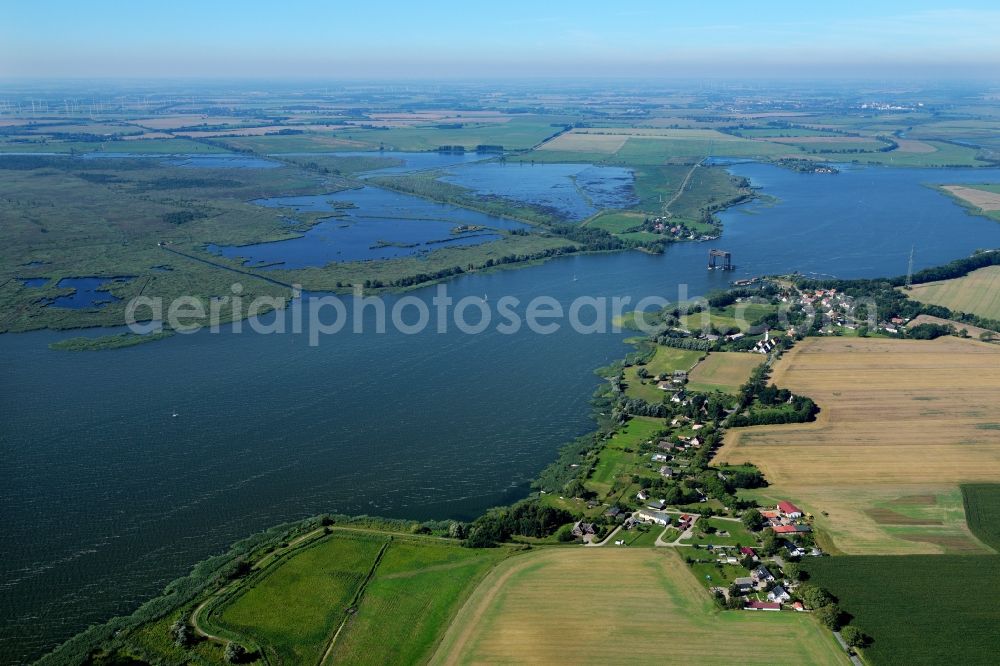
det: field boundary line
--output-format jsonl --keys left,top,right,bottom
{"left": 318, "top": 538, "right": 392, "bottom": 666}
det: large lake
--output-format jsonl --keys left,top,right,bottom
{"left": 3, "top": 161, "right": 1000, "bottom": 662}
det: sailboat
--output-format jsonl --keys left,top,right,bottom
{"left": 483, "top": 293, "right": 489, "bottom": 302}
{"left": 171, "top": 408, "right": 179, "bottom": 418}
{"left": 573, "top": 273, "right": 578, "bottom": 282}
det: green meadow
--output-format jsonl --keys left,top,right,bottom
{"left": 208, "top": 532, "right": 388, "bottom": 664}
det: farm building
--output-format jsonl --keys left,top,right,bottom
{"left": 772, "top": 524, "right": 811, "bottom": 534}
{"left": 777, "top": 501, "right": 803, "bottom": 518}
{"left": 637, "top": 509, "right": 672, "bottom": 526}
{"left": 746, "top": 601, "right": 781, "bottom": 611}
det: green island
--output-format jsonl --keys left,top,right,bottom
{"left": 49, "top": 330, "right": 175, "bottom": 351}
{"left": 39, "top": 251, "right": 1000, "bottom": 666}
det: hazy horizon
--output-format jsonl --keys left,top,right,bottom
{"left": 4, "top": 1, "right": 1000, "bottom": 80}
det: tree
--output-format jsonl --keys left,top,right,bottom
{"left": 783, "top": 562, "right": 802, "bottom": 581}
{"left": 224, "top": 641, "right": 248, "bottom": 663}
{"left": 448, "top": 521, "right": 466, "bottom": 539}
{"left": 814, "top": 604, "right": 842, "bottom": 630}
{"left": 170, "top": 616, "right": 192, "bottom": 648}
{"left": 760, "top": 529, "right": 781, "bottom": 556}
{"left": 741, "top": 508, "right": 765, "bottom": 531}
{"left": 841, "top": 625, "right": 869, "bottom": 647}
{"left": 797, "top": 583, "right": 833, "bottom": 609}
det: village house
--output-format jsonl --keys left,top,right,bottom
{"left": 753, "top": 329, "right": 778, "bottom": 354}
{"left": 571, "top": 521, "right": 597, "bottom": 538}
{"left": 659, "top": 465, "right": 675, "bottom": 479}
{"left": 733, "top": 576, "right": 754, "bottom": 592}
{"left": 768, "top": 585, "right": 791, "bottom": 603}
{"left": 636, "top": 489, "right": 649, "bottom": 502}
{"left": 605, "top": 506, "right": 622, "bottom": 519}
{"left": 751, "top": 565, "right": 775, "bottom": 584}
{"left": 651, "top": 453, "right": 669, "bottom": 463}
{"left": 772, "top": 524, "right": 811, "bottom": 535}
{"left": 739, "top": 546, "right": 758, "bottom": 560}
{"left": 647, "top": 499, "right": 667, "bottom": 510}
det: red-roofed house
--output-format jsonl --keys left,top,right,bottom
{"left": 772, "top": 524, "right": 812, "bottom": 534}
{"left": 746, "top": 601, "right": 781, "bottom": 611}
{"left": 777, "top": 501, "right": 803, "bottom": 518}
{"left": 739, "top": 546, "right": 758, "bottom": 558}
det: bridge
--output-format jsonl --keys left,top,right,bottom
{"left": 708, "top": 249, "right": 733, "bottom": 271}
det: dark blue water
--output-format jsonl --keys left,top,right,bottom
{"left": 18, "top": 278, "right": 49, "bottom": 288}
{"left": 715, "top": 162, "right": 1000, "bottom": 277}
{"left": 276, "top": 150, "right": 493, "bottom": 174}
{"left": 208, "top": 187, "right": 529, "bottom": 266}
{"left": 440, "top": 162, "right": 637, "bottom": 221}
{"left": 48, "top": 277, "right": 131, "bottom": 309}
{"left": 3, "top": 162, "right": 1000, "bottom": 662}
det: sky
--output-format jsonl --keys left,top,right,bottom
{"left": 3, "top": 1, "right": 1000, "bottom": 80}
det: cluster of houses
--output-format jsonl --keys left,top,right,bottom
{"left": 726, "top": 557, "right": 804, "bottom": 611}
{"left": 656, "top": 369, "right": 688, "bottom": 391}
{"left": 788, "top": 285, "right": 909, "bottom": 334}
{"left": 644, "top": 216, "right": 718, "bottom": 241}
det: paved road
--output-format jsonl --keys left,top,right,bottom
{"left": 656, "top": 514, "right": 699, "bottom": 546}
{"left": 833, "top": 631, "right": 864, "bottom": 666}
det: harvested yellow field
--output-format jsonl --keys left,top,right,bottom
{"left": 687, "top": 351, "right": 763, "bottom": 393}
{"left": 431, "top": 549, "right": 847, "bottom": 666}
{"left": 894, "top": 138, "right": 937, "bottom": 153}
{"left": 537, "top": 131, "right": 628, "bottom": 153}
{"left": 716, "top": 337, "right": 1000, "bottom": 554}
{"left": 121, "top": 132, "right": 173, "bottom": 140}
{"left": 133, "top": 115, "right": 248, "bottom": 130}
{"left": 540, "top": 128, "right": 744, "bottom": 153}
{"left": 940, "top": 185, "right": 1000, "bottom": 211}
{"left": 906, "top": 265, "right": 1000, "bottom": 320}
{"left": 574, "top": 127, "right": 739, "bottom": 140}
{"left": 766, "top": 136, "right": 879, "bottom": 145}
{"left": 175, "top": 125, "right": 291, "bottom": 138}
